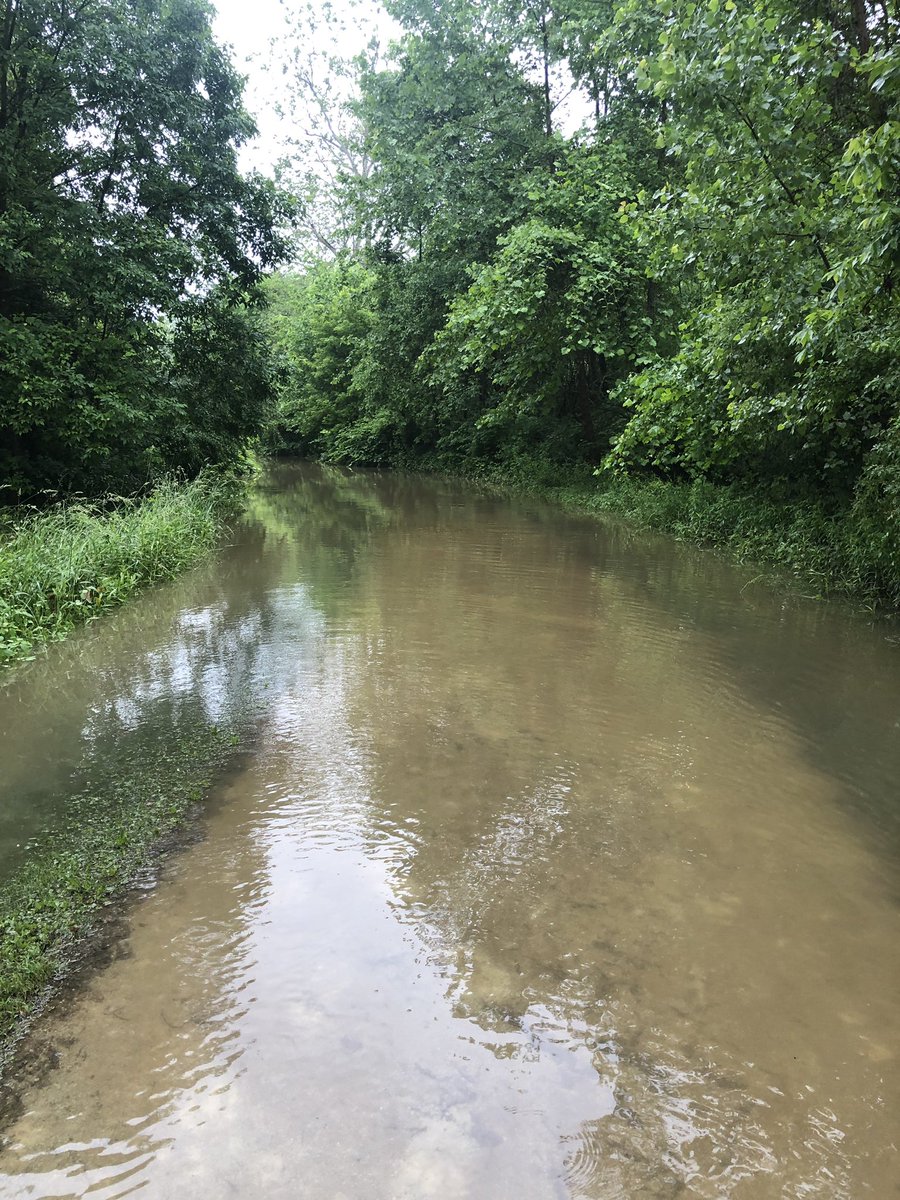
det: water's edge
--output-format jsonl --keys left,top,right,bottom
{"left": 0, "top": 734, "right": 255, "bottom": 1071}
{"left": 410, "top": 459, "right": 900, "bottom": 615}
{"left": 0, "top": 462, "right": 897, "bottom": 1199}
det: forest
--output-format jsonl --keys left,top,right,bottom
{"left": 2, "top": 0, "right": 899, "bottom": 603}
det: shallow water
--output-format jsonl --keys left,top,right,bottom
{"left": 1, "top": 463, "right": 899, "bottom": 1198}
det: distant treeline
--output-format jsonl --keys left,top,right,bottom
{"left": 264, "top": 0, "right": 900, "bottom": 598}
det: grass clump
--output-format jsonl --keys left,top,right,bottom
{"left": 0, "top": 474, "right": 240, "bottom": 667}
{"left": 0, "top": 722, "right": 241, "bottom": 1049}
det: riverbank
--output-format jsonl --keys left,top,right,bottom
{"left": 0, "top": 721, "right": 244, "bottom": 1059}
{"left": 425, "top": 456, "right": 900, "bottom": 611}
{"left": 0, "top": 472, "right": 250, "bottom": 1058}
{"left": 0, "top": 473, "right": 241, "bottom": 669}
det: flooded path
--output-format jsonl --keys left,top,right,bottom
{"left": 1, "top": 463, "right": 899, "bottom": 1198}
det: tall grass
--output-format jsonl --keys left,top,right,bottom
{"left": 0, "top": 475, "right": 236, "bottom": 666}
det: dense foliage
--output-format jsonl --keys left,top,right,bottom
{"left": 0, "top": 0, "right": 288, "bottom": 497}
{"left": 4, "top": 0, "right": 899, "bottom": 596}
{"left": 266, "top": 0, "right": 900, "bottom": 597}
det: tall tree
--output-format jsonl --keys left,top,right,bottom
{"left": 0, "top": 0, "right": 288, "bottom": 495}
{"left": 268, "top": 0, "right": 383, "bottom": 261}
{"left": 607, "top": 0, "right": 900, "bottom": 490}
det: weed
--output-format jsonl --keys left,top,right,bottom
{"left": 0, "top": 474, "right": 241, "bottom": 668}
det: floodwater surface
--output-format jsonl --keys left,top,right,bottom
{"left": 1, "top": 464, "right": 899, "bottom": 1198}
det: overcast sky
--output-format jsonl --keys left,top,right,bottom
{"left": 212, "top": 0, "right": 396, "bottom": 173}
{"left": 212, "top": 0, "right": 590, "bottom": 175}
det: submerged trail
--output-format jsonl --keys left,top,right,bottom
{"left": 0, "top": 463, "right": 898, "bottom": 1199}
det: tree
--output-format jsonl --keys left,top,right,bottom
{"left": 0, "top": 0, "right": 289, "bottom": 495}
{"left": 607, "top": 0, "right": 900, "bottom": 492}
{"left": 263, "top": 262, "right": 380, "bottom": 461}
{"left": 265, "top": 0, "right": 900, "bottom": 588}
{"left": 425, "top": 141, "right": 662, "bottom": 461}
{"left": 353, "top": 0, "right": 549, "bottom": 260}
{"left": 268, "top": 0, "right": 382, "bottom": 261}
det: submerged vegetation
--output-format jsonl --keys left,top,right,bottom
{"left": 0, "top": 474, "right": 238, "bottom": 667}
{"left": 0, "top": 723, "right": 241, "bottom": 1048}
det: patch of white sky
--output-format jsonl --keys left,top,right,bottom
{"left": 212, "top": 0, "right": 398, "bottom": 174}
{"left": 212, "top": 0, "right": 591, "bottom": 177}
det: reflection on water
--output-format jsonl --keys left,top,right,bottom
{"left": 1, "top": 462, "right": 899, "bottom": 1198}
{"left": 0, "top": 482, "right": 333, "bottom": 876}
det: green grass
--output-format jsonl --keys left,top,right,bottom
{"left": 0, "top": 470, "right": 250, "bottom": 1055}
{"left": 0, "top": 722, "right": 241, "bottom": 1051}
{"left": 0, "top": 474, "right": 240, "bottom": 667}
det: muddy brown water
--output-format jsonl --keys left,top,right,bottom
{"left": 1, "top": 463, "right": 899, "bottom": 1198}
